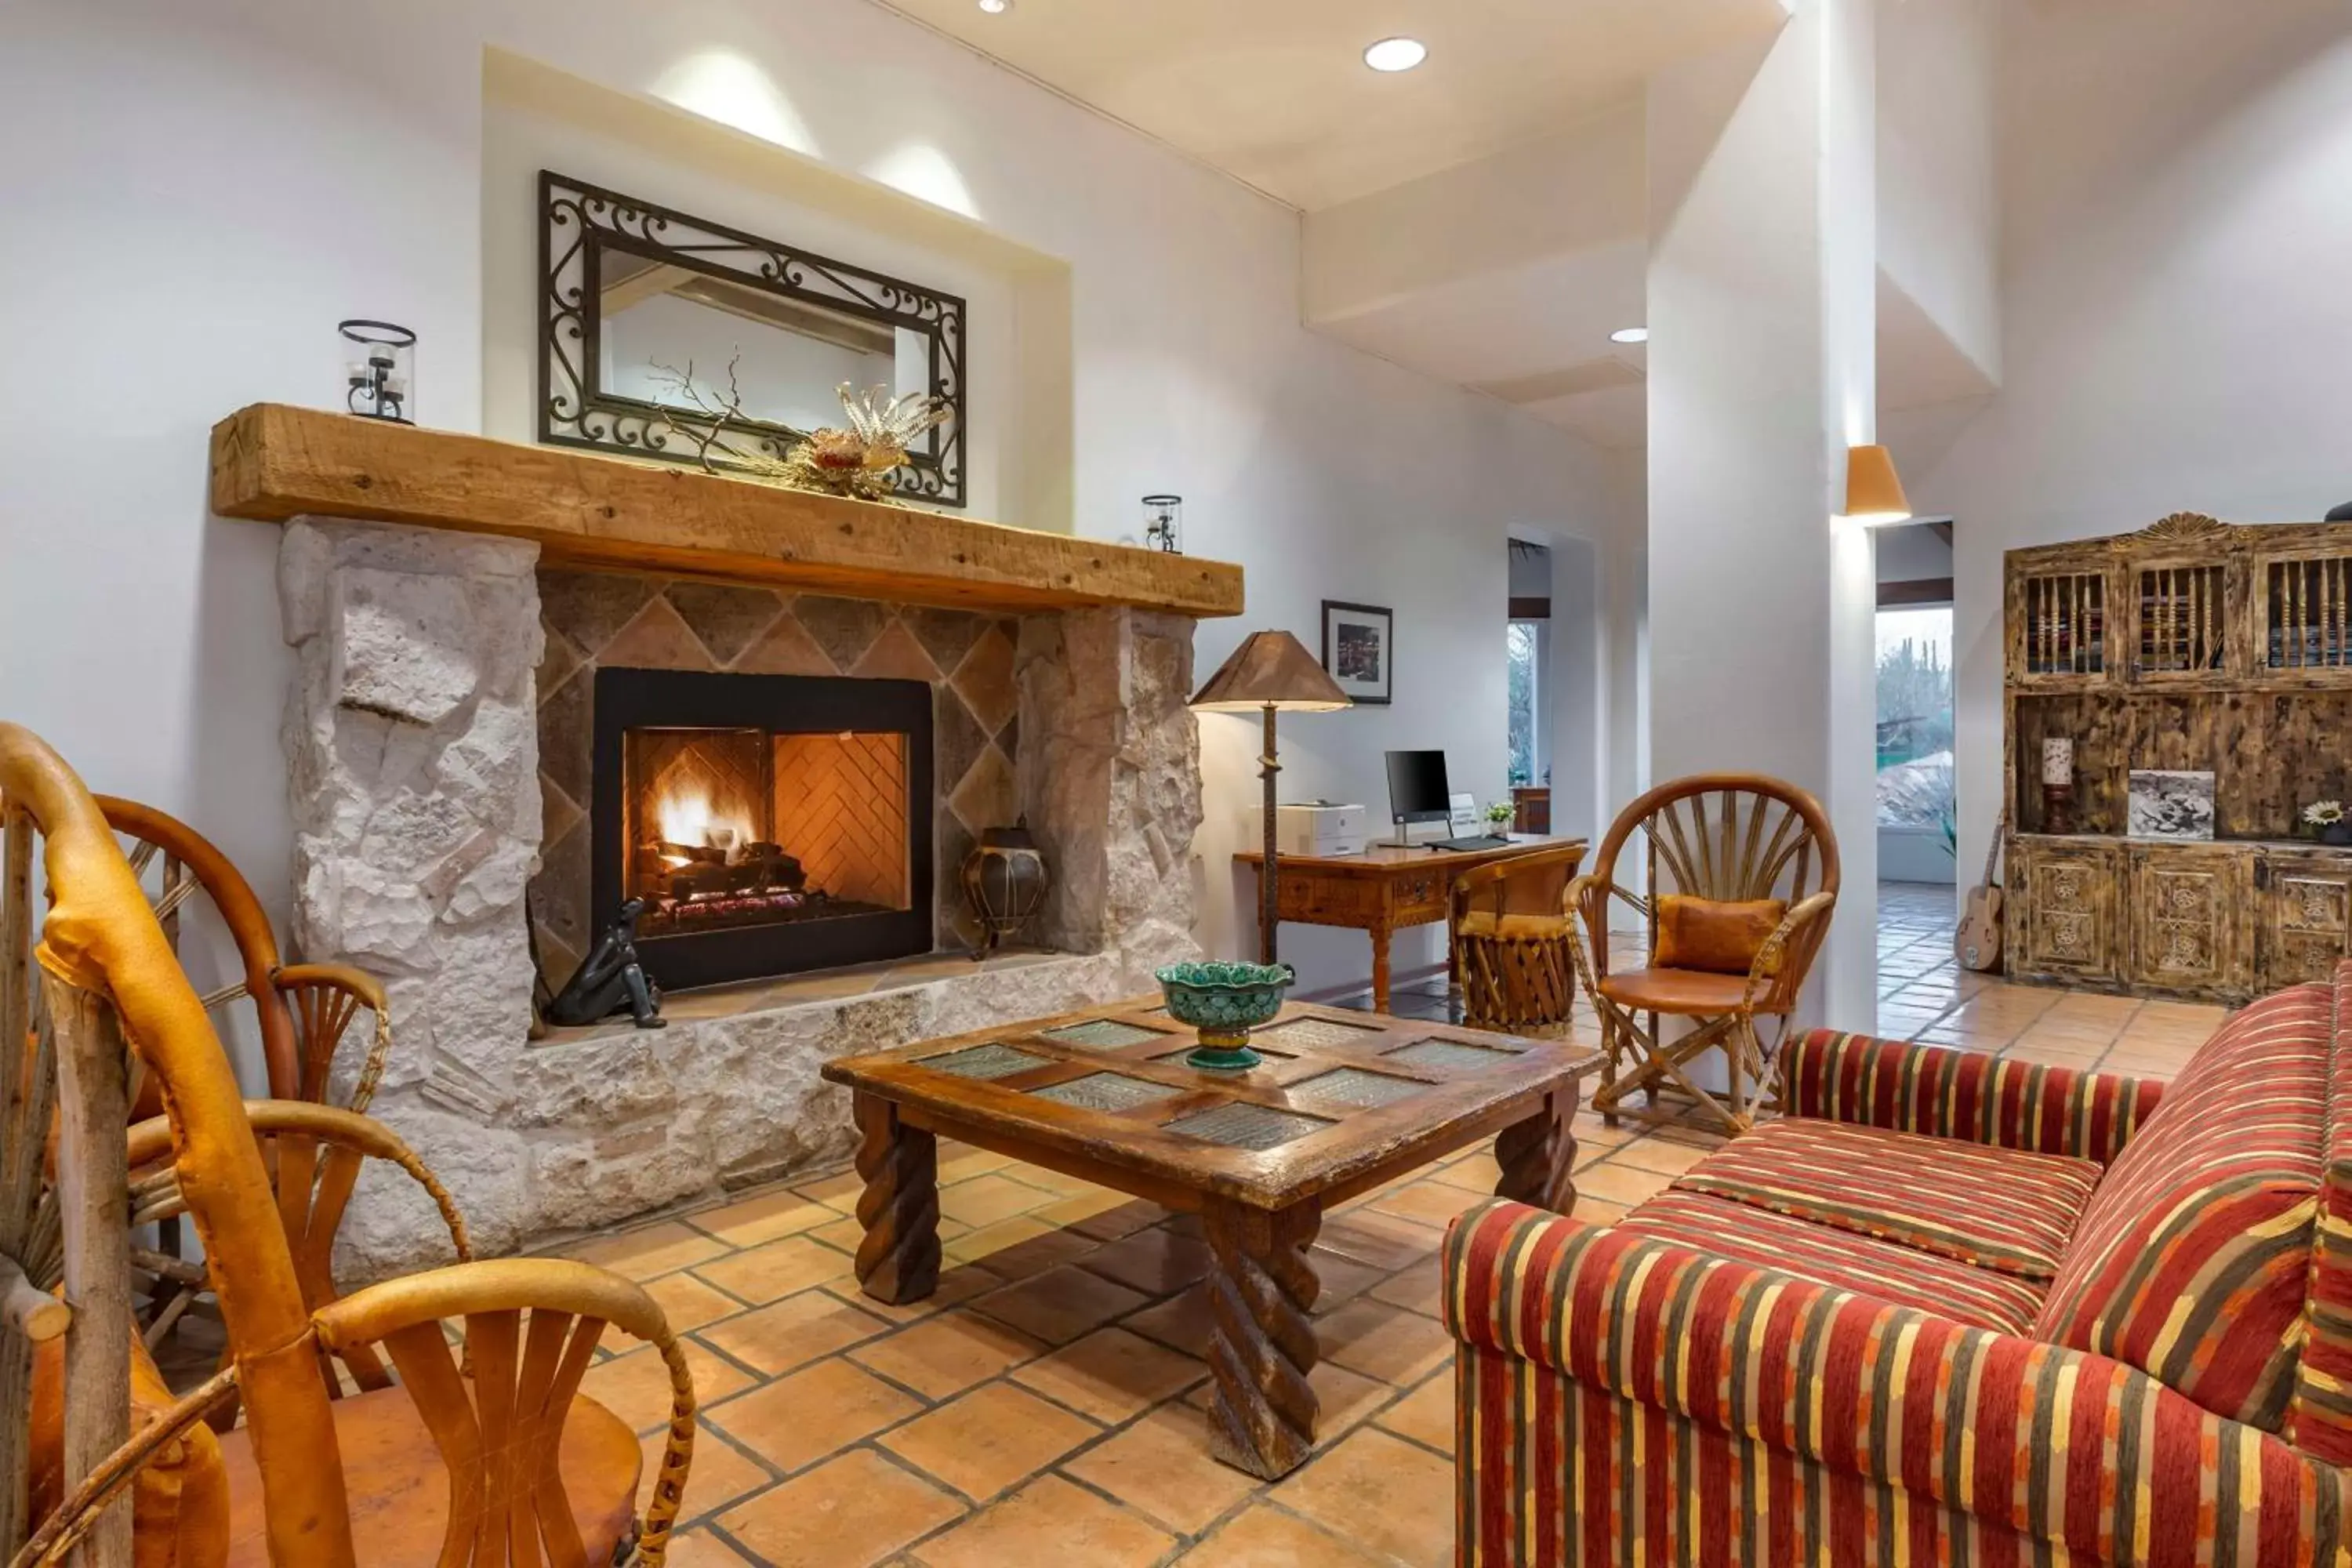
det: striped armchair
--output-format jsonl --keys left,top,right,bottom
{"left": 1442, "top": 961, "right": 2352, "bottom": 1565}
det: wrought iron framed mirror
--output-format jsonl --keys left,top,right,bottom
{"left": 539, "top": 170, "right": 967, "bottom": 507}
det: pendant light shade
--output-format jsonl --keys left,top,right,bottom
{"left": 1844, "top": 444, "right": 1912, "bottom": 524}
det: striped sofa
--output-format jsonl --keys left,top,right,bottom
{"left": 1442, "top": 960, "right": 2352, "bottom": 1565}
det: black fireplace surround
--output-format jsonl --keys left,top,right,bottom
{"left": 589, "top": 666, "right": 935, "bottom": 990}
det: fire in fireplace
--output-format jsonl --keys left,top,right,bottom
{"left": 592, "top": 669, "right": 935, "bottom": 989}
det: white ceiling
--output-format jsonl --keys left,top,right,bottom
{"left": 873, "top": 0, "right": 1791, "bottom": 209}
{"left": 873, "top": 0, "right": 1989, "bottom": 449}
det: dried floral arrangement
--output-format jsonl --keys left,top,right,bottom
{"left": 648, "top": 354, "right": 949, "bottom": 503}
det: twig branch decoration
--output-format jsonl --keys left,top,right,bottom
{"left": 648, "top": 352, "right": 949, "bottom": 503}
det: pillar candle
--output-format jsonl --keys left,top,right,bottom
{"left": 2042, "top": 737, "right": 2074, "bottom": 786}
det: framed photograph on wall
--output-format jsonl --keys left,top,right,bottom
{"left": 1321, "top": 601, "right": 1394, "bottom": 706}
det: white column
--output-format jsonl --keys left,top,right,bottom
{"left": 1645, "top": 0, "right": 1881, "bottom": 1026}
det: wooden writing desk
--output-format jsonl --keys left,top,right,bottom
{"left": 1236, "top": 835, "right": 1586, "bottom": 1011}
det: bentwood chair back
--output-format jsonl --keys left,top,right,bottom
{"left": 0, "top": 723, "right": 692, "bottom": 1568}
{"left": 1566, "top": 773, "right": 1839, "bottom": 1132}
{"left": 95, "top": 797, "right": 391, "bottom": 1111}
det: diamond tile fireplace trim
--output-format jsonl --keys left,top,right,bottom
{"left": 535, "top": 572, "right": 1004, "bottom": 987}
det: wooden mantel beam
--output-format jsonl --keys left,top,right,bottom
{"left": 209, "top": 404, "right": 1245, "bottom": 619}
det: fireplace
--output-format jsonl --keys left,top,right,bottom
{"left": 590, "top": 666, "right": 935, "bottom": 989}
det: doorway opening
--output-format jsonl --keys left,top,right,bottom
{"left": 1508, "top": 540, "right": 1552, "bottom": 832}
{"left": 1875, "top": 517, "right": 1958, "bottom": 921}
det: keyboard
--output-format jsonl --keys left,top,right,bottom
{"left": 1430, "top": 834, "right": 1514, "bottom": 852}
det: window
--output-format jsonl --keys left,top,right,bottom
{"left": 1876, "top": 606, "right": 1955, "bottom": 836}
{"left": 1507, "top": 621, "right": 1541, "bottom": 788}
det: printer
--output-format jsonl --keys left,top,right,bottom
{"left": 1247, "top": 800, "right": 1369, "bottom": 857}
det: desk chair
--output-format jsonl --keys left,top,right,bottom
{"left": 1449, "top": 840, "right": 1588, "bottom": 1033}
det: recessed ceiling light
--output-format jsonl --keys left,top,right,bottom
{"left": 977, "top": 0, "right": 1011, "bottom": 13}
{"left": 1610, "top": 326, "right": 1649, "bottom": 345}
{"left": 1363, "top": 38, "right": 1428, "bottom": 72}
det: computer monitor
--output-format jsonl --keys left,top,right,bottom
{"left": 1385, "top": 750, "right": 1452, "bottom": 835}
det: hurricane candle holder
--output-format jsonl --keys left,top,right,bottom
{"left": 340, "top": 319, "right": 416, "bottom": 424}
{"left": 1143, "top": 494, "right": 1183, "bottom": 554}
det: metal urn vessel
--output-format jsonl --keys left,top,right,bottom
{"left": 961, "top": 817, "right": 1051, "bottom": 956}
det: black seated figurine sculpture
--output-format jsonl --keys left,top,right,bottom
{"left": 546, "top": 897, "right": 667, "bottom": 1029}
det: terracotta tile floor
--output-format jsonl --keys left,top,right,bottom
{"left": 549, "top": 886, "right": 2225, "bottom": 1566}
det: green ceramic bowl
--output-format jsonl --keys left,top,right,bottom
{"left": 1156, "top": 960, "right": 1293, "bottom": 1070}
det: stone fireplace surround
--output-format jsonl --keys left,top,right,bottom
{"left": 278, "top": 518, "right": 1207, "bottom": 1276}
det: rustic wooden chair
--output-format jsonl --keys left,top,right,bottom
{"left": 96, "top": 797, "right": 392, "bottom": 1111}
{"left": 126, "top": 1102, "right": 474, "bottom": 1399}
{"left": 96, "top": 797, "right": 407, "bottom": 1371}
{"left": 0, "top": 722, "right": 693, "bottom": 1568}
{"left": 1448, "top": 840, "right": 1588, "bottom": 1034}
{"left": 1565, "top": 774, "right": 1838, "bottom": 1134}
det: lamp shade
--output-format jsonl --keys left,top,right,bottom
{"left": 1190, "top": 630, "right": 1351, "bottom": 713}
{"left": 1844, "top": 444, "right": 1912, "bottom": 524}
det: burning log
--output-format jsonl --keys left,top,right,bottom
{"left": 654, "top": 841, "right": 809, "bottom": 904}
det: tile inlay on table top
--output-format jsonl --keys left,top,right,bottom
{"left": 917, "top": 1042, "right": 1051, "bottom": 1080}
{"left": 1254, "top": 1016, "right": 1385, "bottom": 1050}
{"left": 1284, "top": 1066, "right": 1427, "bottom": 1111}
{"left": 1029, "top": 1072, "right": 1185, "bottom": 1112}
{"left": 1161, "top": 1101, "right": 1335, "bottom": 1152}
{"left": 1381, "top": 1037, "right": 1527, "bottom": 1072}
{"left": 1040, "top": 1018, "right": 1171, "bottom": 1050}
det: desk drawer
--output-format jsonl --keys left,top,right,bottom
{"left": 1388, "top": 872, "right": 1447, "bottom": 923}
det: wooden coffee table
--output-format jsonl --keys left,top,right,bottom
{"left": 821, "top": 997, "right": 1600, "bottom": 1479}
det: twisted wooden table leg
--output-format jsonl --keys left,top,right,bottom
{"left": 852, "top": 1094, "right": 940, "bottom": 1305}
{"left": 1204, "top": 1199, "right": 1322, "bottom": 1479}
{"left": 1494, "top": 1082, "right": 1581, "bottom": 1215}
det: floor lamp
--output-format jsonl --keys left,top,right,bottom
{"left": 1189, "top": 630, "right": 1352, "bottom": 966}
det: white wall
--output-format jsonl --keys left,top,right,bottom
{"left": 1904, "top": 0, "right": 2352, "bottom": 887}
{"left": 1876, "top": 0, "right": 1999, "bottom": 388}
{"left": 0, "top": 0, "right": 1635, "bottom": 1002}
{"left": 1645, "top": 0, "right": 1882, "bottom": 1030}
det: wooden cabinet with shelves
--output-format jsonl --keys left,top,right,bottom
{"left": 2002, "top": 513, "right": 2352, "bottom": 1004}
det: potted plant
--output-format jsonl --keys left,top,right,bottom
{"left": 1484, "top": 801, "right": 1516, "bottom": 832}
{"left": 2305, "top": 799, "right": 2352, "bottom": 848}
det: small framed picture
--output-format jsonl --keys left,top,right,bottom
{"left": 2127, "top": 769, "right": 2216, "bottom": 840}
{"left": 1321, "top": 601, "right": 1393, "bottom": 706}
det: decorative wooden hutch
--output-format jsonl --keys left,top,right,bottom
{"left": 2004, "top": 512, "right": 2352, "bottom": 1004}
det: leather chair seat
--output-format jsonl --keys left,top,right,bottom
{"left": 216, "top": 1385, "right": 640, "bottom": 1568}
{"left": 1456, "top": 910, "right": 1573, "bottom": 942}
{"left": 1596, "top": 967, "right": 1769, "bottom": 1015}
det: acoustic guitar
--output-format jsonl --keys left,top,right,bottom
{"left": 1956, "top": 809, "right": 2006, "bottom": 973}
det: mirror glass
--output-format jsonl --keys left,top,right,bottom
{"left": 543, "top": 172, "right": 967, "bottom": 506}
{"left": 594, "top": 248, "right": 931, "bottom": 437}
